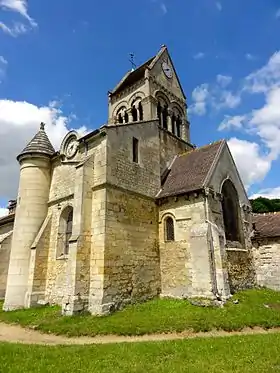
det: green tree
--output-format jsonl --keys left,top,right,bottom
{"left": 250, "top": 197, "right": 280, "bottom": 213}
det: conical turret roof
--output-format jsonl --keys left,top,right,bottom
{"left": 17, "top": 122, "right": 55, "bottom": 161}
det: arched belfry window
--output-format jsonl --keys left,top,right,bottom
{"left": 171, "top": 114, "right": 176, "bottom": 134}
{"left": 157, "top": 102, "right": 162, "bottom": 126}
{"left": 176, "top": 117, "right": 181, "bottom": 138}
{"left": 124, "top": 111, "right": 129, "bottom": 123}
{"left": 132, "top": 105, "right": 138, "bottom": 122}
{"left": 162, "top": 105, "right": 168, "bottom": 130}
{"left": 165, "top": 216, "right": 175, "bottom": 241}
{"left": 221, "top": 180, "right": 241, "bottom": 243}
{"left": 57, "top": 206, "right": 73, "bottom": 257}
{"left": 138, "top": 102, "right": 143, "bottom": 121}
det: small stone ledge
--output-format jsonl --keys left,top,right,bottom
{"left": 56, "top": 254, "right": 69, "bottom": 261}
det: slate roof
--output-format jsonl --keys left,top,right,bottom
{"left": 17, "top": 123, "right": 55, "bottom": 160}
{"left": 157, "top": 140, "right": 225, "bottom": 198}
{"left": 253, "top": 213, "right": 280, "bottom": 239}
{"left": 110, "top": 56, "right": 155, "bottom": 96}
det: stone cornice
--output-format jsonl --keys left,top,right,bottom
{"left": 110, "top": 78, "right": 146, "bottom": 104}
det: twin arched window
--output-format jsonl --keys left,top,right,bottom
{"left": 165, "top": 216, "right": 175, "bottom": 241}
{"left": 157, "top": 101, "right": 182, "bottom": 138}
{"left": 116, "top": 100, "right": 144, "bottom": 124}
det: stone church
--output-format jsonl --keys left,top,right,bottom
{"left": 0, "top": 46, "right": 279, "bottom": 315}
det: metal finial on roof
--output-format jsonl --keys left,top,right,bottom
{"left": 40, "top": 122, "right": 46, "bottom": 131}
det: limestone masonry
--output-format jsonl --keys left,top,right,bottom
{"left": 0, "top": 46, "right": 279, "bottom": 315}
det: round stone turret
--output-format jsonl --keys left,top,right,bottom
{"left": 4, "top": 123, "right": 54, "bottom": 311}
{"left": 17, "top": 122, "right": 55, "bottom": 161}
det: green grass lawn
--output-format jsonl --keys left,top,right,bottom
{"left": 1, "top": 333, "right": 280, "bottom": 373}
{"left": 1, "top": 288, "right": 280, "bottom": 337}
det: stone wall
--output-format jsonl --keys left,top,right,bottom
{"left": 106, "top": 121, "right": 161, "bottom": 197}
{"left": 159, "top": 194, "right": 211, "bottom": 298}
{"left": 45, "top": 200, "right": 72, "bottom": 304}
{"left": 226, "top": 249, "right": 255, "bottom": 292}
{"left": 45, "top": 136, "right": 107, "bottom": 308}
{"left": 0, "top": 220, "right": 13, "bottom": 298}
{"left": 26, "top": 215, "right": 52, "bottom": 306}
{"left": 103, "top": 186, "right": 160, "bottom": 307}
{"left": 253, "top": 238, "right": 280, "bottom": 291}
{"left": 159, "top": 129, "right": 190, "bottom": 173}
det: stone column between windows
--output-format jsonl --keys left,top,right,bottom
{"left": 167, "top": 109, "right": 173, "bottom": 133}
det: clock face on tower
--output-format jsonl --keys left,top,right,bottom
{"left": 162, "top": 61, "right": 173, "bottom": 79}
{"left": 65, "top": 138, "right": 78, "bottom": 159}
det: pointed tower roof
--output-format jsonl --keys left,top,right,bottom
{"left": 17, "top": 122, "right": 55, "bottom": 161}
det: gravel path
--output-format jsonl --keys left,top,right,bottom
{"left": 1, "top": 323, "right": 280, "bottom": 345}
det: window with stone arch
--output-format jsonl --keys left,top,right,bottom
{"left": 221, "top": 179, "right": 242, "bottom": 243}
{"left": 170, "top": 104, "right": 183, "bottom": 137}
{"left": 155, "top": 92, "right": 169, "bottom": 128}
{"left": 116, "top": 106, "right": 127, "bottom": 124}
{"left": 131, "top": 97, "right": 144, "bottom": 122}
{"left": 165, "top": 216, "right": 175, "bottom": 242}
{"left": 57, "top": 206, "right": 73, "bottom": 257}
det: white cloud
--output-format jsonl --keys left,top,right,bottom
{"left": 193, "top": 52, "right": 205, "bottom": 60}
{"left": 245, "top": 51, "right": 280, "bottom": 94}
{"left": 0, "top": 100, "right": 88, "bottom": 200}
{"left": 0, "top": 21, "right": 28, "bottom": 36}
{"left": 227, "top": 138, "right": 272, "bottom": 189}
{"left": 0, "top": 0, "right": 36, "bottom": 26}
{"left": 189, "top": 84, "right": 209, "bottom": 115}
{"left": 250, "top": 187, "right": 280, "bottom": 199}
{"left": 0, "top": 207, "right": 8, "bottom": 217}
{"left": 219, "top": 51, "right": 280, "bottom": 187}
{"left": 219, "top": 115, "right": 246, "bottom": 131}
{"left": 0, "top": 55, "right": 7, "bottom": 82}
{"left": 189, "top": 76, "right": 240, "bottom": 116}
{"left": 215, "top": 90, "right": 241, "bottom": 110}
{"left": 216, "top": 1, "right": 222, "bottom": 11}
{"left": 216, "top": 74, "right": 232, "bottom": 87}
{"left": 0, "top": 0, "right": 37, "bottom": 36}
{"left": 276, "top": 8, "right": 280, "bottom": 18}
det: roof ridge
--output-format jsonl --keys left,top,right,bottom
{"left": 178, "top": 139, "right": 225, "bottom": 158}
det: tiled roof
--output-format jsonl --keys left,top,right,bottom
{"left": 253, "top": 213, "right": 280, "bottom": 239}
{"left": 0, "top": 231, "right": 13, "bottom": 244}
{"left": 0, "top": 213, "right": 15, "bottom": 226}
{"left": 110, "top": 56, "right": 155, "bottom": 96}
{"left": 157, "top": 140, "right": 225, "bottom": 198}
{"left": 17, "top": 123, "right": 55, "bottom": 160}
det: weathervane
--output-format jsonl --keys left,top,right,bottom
{"left": 129, "top": 53, "right": 136, "bottom": 71}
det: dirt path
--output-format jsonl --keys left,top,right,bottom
{"left": 1, "top": 323, "right": 280, "bottom": 345}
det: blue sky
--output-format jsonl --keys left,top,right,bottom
{"left": 0, "top": 0, "right": 280, "bottom": 214}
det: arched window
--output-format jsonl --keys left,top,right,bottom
{"left": 132, "top": 105, "right": 138, "bottom": 122}
{"left": 221, "top": 180, "right": 241, "bottom": 243}
{"left": 124, "top": 112, "right": 129, "bottom": 123}
{"left": 57, "top": 206, "right": 73, "bottom": 257}
{"left": 176, "top": 117, "right": 181, "bottom": 137}
{"left": 118, "top": 113, "right": 123, "bottom": 124}
{"left": 116, "top": 106, "right": 127, "bottom": 124}
{"left": 165, "top": 216, "right": 175, "bottom": 241}
{"left": 138, "top": 102, "right": 143, "bottom": 121}
{"left": 171, "top": 114, "right": 176, "bottom": 134}
{"left": 162, "top": 105, "right": 168, "bottom": 130}
{"left": 157, "top": 102, "right": 162, "bottom": 126}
